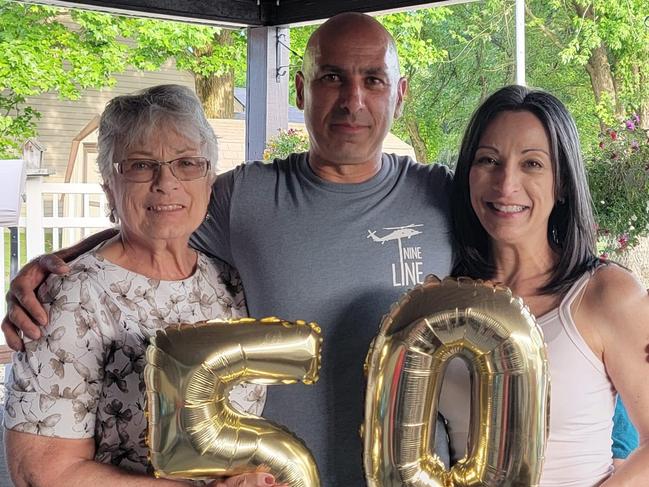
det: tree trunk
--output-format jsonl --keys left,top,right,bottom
{"left": 571, "top": 3, "right": 622, "bottom": 122}
{"left": 405, "top": 116, "right": 428, "bottom": 163}
{"left": 194, "top": 30, "right": 234, "bottom": 119}
{"left": 639, "top": 101, "right": 649, "bottom": 132}
{"left": 584, "top": 44, "right": 622, "bottom": 119}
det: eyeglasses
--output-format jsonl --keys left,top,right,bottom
{"left": 114, "top": 156, "right": 210, "bottom": 183}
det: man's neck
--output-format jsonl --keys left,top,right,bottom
{"left": 307, "top": 152, "right": 383, "bottom": 183}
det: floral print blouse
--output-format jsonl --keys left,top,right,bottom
{"left": 4, "top": 249, "right": 266, "bottom": 474}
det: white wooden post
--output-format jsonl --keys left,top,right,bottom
{"left": 25, "top": 175, "right": 45, "bottom": 260}
{"left": 0, "top": 229, "right": 5, "bottom": 319}
{"left": 83, "top": 193, "right": 90, "bottom": 238}
{"left": 53, "top": 195, "right": 60, "bottom": 249}
{"left": 515, "top": 0, "right": 526, "bottom": 85}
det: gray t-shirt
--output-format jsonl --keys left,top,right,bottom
{"left": 191, "top": 152, "right": 453, "bottom": 485}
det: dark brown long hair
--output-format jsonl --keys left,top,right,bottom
{"left": 451, "top": 85, "right": 599, "bottom": 295}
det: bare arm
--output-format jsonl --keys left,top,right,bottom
{"left": 6, "top": 430, "right": 187, "bottom": 487}
{"left": 582, "top": 267, "right": 649, "bottom": 486}
{"left": 6, "top": 430, "right": 284, "bottom": 487}
{"left": 1, "top": 228, "right": 118, "bottom": 350}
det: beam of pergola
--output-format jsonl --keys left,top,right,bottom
{"left": 28, "top": 0, "right": 456, "bottom": 26}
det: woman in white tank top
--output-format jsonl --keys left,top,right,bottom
{"left": 446, "top": 85, "right": 649, "bottom": 486}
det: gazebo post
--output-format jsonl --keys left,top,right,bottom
{"left": 515, "top": 0, "right": 526, "bottom": 85}
{"left": 245, "top": 26, "right": 290, "bottom": 161}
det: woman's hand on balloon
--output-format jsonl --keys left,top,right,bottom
{"left": 208, "top": 472, "right": 289, "bottom": 487}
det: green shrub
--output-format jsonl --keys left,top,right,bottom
{"left": 263, "top": 128, "right": 309, "bottom": 161}
{"left": 587, "top": 116, "right": 649, "bottom": 256}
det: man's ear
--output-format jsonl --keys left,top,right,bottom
{"left": 295, "top": 71, "right": 305, "bottom": 110}
{"left": 394, "top": 76, "right": 408, "bottom": 119}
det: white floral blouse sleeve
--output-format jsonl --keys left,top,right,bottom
{"left": 4, "top": 270, "right": 108, "bottom": 439}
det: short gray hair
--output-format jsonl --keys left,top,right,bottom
{"left": 97, "top": 84, "right": 218, "bottom": 187}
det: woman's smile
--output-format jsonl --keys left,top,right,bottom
{"left": 485, "top": 202, "right": 531, "bottom": 217}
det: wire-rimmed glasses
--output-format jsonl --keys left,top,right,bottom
{"left": 113, "top": 156, "right": 210, "bottom": 183}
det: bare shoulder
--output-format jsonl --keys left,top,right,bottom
{"left": 588, "top": 264, "right": 645, "bottom": 303}
{"left": 583, "top": 264, "right": 648, "bottom": 330}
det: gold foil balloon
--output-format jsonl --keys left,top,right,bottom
{"left": 144, "top": 317, "right": 322, "bottom": 486}
{"left": 363, "top": 276, "right": 549, "bottom": 487}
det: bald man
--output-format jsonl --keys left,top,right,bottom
{"left": 5, "top": 13, "right": 454, "bottom": 484}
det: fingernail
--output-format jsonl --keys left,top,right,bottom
{"left": 264, "top": 475, "right": 275, "bottom": 485}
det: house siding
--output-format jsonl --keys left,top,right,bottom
{"left": 25, "top": 62, "right": 195, "bottom": 182}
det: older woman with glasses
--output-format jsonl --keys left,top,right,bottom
{"left": 4, "top": 85, "right": 282, "bottom": 487}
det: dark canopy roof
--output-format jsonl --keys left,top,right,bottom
{"left": 52, "top": 0, "right": 451, "bottom": 26}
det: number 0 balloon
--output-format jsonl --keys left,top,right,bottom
{"left": 144, "top": 317, "right": 322, "bottom": 486}
{"left": 363, "top": 276, "right": 550, "bottom": 486}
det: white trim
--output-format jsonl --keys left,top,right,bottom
{"left": 38, "top": 182, "right": 105, "bottom": 194}
{"left": 0, "top": 229, "right": 5, "bottom": 322}
{"left": 515, "top": 0, "right": 526, "bottom": 85}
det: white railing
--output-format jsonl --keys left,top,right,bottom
{"left": 23, "top": 179, "right": 112, "bottom": 261}
{"left": 1, "top": 178, "right": 113, "bottom": 342}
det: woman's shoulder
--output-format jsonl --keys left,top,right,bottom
{"left": 39, "top": 250, "right": 107, "bottom": 303}
{"left": 589, "top": 263, "right": 645, "bottom": 301}
{"left": 583, "top": 263, "right": 648, "bottom": 325}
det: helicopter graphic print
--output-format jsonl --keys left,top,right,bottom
{"left": 367, "top": 224, "right": 425, "bottom": 287}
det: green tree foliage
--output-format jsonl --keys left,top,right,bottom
{"left": 384, "top": 1, "right": 517, "bottom": 164}
{"left": 527, "top": 0, "right": 649, "bottom": 130}
{"left": 0, "top": 1, "right": 246, "bottom": 158}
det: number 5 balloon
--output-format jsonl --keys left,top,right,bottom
{"left": 144, "top": 317, "right": 322, "bottom": 486}
{"left": 363, "top": 276, "right": 550, "bottom": 486}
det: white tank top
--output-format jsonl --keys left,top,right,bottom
{"left": 439, "top": 271, "right": 615, "bottom": 486}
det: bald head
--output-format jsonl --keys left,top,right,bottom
{"left": 303, "top": 12, "right": 401, "bottom": 78}
{"left": 295, "top": 11, "right": 407, "bottom": 181}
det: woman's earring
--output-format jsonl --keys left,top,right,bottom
{"left": 551, "top": 225, "right": 560, "bottom": 245}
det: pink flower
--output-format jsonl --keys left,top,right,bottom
{"left": 599, "top": 141, "right": 605, "bottom": 149}
{"left": 617, "top": 233, "right": 629, "bottom": 248}
{"left": 625, "top": 120, "right": 636, "bottom": 131}
{"left": 610, "top": 130, "right": 618, "bottom": 140}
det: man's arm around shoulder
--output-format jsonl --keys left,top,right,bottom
{"left": 1, "top": 227, "right": 117, "bottom": 350}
